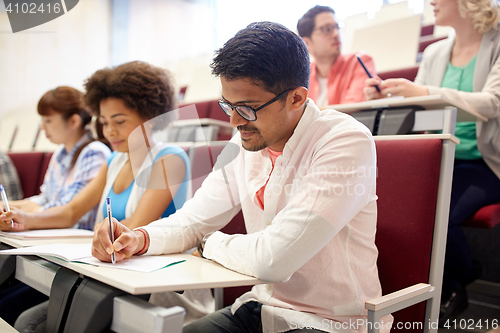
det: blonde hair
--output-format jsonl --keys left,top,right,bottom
{"left": 458, "top": 0, "right": 500, "bottom": 33}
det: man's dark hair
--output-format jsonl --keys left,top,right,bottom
{"left": 297, "top": 5, "right": 335, "bottom": 38}
{"left": 84, "top": 61, "right": 177, "bottom": 121}
{"left": 210, "top": 21, "right": 310, "bottom": 95}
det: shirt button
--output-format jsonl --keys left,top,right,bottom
{"left": 266, "top": 284, "right": 272, "bottom": 291}
{"left": 265, "top": 221, "right": 271, "bottom": 226}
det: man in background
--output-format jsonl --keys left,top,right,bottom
{"left": 297, "top": 5, "right": 376, "bottom": 106}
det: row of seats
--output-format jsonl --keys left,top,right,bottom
{"left": 6, "top": 137, "right": 495, "bottom": 330}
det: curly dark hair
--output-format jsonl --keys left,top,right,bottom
{"left": 297, "top": 5, "right": 335, "bottom": 38}
{"left": 84, "top": 61, "right": 177, "bottom": 124}
{"left": 211, "top": 22, "right": 310, "bottom": 95}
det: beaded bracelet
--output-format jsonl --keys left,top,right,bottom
{"left": 135, "top": 228, "right": 149, "bottom": 255}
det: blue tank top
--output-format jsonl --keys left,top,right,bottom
{"left": 102, "top": 146, "right": 189, "bottom": 221}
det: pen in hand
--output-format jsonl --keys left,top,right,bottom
{"left": 0, "top": 185, "right": 14, "bottom": 228}
{"left": 356, "top": 54, "right": 381, "bottom": 93}
{"left": 106, "top": 197, "right": 116, "bottom": 264}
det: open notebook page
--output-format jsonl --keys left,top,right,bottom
{"left": 0, "top": 243, "right": 184, "bottom": 273}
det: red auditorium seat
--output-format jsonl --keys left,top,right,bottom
{"left": 373, "top": 138, "right": 443, "bottom": 332}
{"left": 420, "top": 25, "right": 434, "bottom": 37}
{"left": 8, "top": 152, "right": 45, "bottom": 198}
{"left": 462, "top": 203, "right": 500, "bottom": 229}
{"left": 418, "top": 35, "right": 447, "bottom": 53}
{"left": 178, "top": 100, "right": 213, "bottom": 120}
{"left": 378, "top": 66, "right": 419, "bottom": 82}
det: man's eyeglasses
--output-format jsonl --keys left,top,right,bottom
{"left": 218, "top": 88, "right": 293, "bottom": 121}
{"left": 313, "top": 23, "right": 340, "bottom": 35}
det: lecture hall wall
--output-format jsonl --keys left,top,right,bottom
{"left": 0, "top": 0, "right": 216, "bottom": 121}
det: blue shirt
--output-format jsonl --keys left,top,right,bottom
{"left": 102, "top": 145, "right": 189, "bottom": 221}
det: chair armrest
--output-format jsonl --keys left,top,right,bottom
{"left": 365, "top": 283, "right": 434, "bottom": 313}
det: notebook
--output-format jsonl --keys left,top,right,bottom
{"left": 0, "top": 229, "right": 94, "bottom": 239}
{"left": 0, "top": 243, "right": 185, "bottom": 273}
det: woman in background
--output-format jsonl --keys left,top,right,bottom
{"left": 0, "top": 86, "right": 111, "bottom": 326}
{"left": 9, "top": 86, "right": 111, "bottom": 230}
{"left": 364, "top": 0, "right": 500, "bottom": 324}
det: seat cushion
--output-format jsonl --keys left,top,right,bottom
{"left": 462, "top": 203, "right": 500, "bottom": 229}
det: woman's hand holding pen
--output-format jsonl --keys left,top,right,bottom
{"left": 364, "top": 78, "right": 429, "bottom": 100}
{"left": 92, "top": 218, "right": 144, "bottom": 262}
{"left": 0, "top": 207, "right": 28, "bottom": 231}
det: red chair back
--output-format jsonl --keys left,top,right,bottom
{"left": 378, "top": 66, "right": 419, "bottom": 82}
{"left": 8, "top": 152, "right": 45, "bottom": 198}
{"left": 375, "top": 138, "right": 442, "bottom": 332}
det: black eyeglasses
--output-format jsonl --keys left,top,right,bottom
{"left": 218, "top": 88, "right": 293, "bottom": 121}
{"left": 313, "top": 23, "right": 340, "bottom": 35}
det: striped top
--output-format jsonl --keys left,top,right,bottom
{"left": 29, "top": 133, "right": 111, "bottom": 230}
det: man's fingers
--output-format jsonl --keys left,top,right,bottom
{"left": 92, "top": 243, "right": 112, "bottom": 262}
{"left": 96, "top": 224, "right": 114, "bottom": 254}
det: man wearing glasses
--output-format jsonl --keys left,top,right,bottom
{"left": 298, "top": 5, "right": 376, "bottom": 106}
{"left": 92, "top": 21, "right": 387, "bottom": 332}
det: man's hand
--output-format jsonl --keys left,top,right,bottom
{"left": 0, "top": 207, "right": 28, "bottom": 231}
{"left": 92, "top": 218, "right": 143, "bottom": 262}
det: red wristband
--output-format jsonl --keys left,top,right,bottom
{"left": 135, "top": 228, "right": 148, "bottom": 255}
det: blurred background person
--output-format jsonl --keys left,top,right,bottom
{"left": 8, "top": 86, "right": 112, "bottom": 230}
{"left": 0, "top": 86, "right": 111, "bottom": 326}
{"left": 297, "top": 5, "right": 376, "bottom": 106}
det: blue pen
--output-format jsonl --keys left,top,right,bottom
{"left": 0, "top": 185, "right": 14, "bottom": 228}
{"left": 106, "top": 197, "right": 116, "bottom": 264}
{"left": 356, "top": 54, "right": 381, "bottom": 93}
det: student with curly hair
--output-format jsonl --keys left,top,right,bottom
{"left": 3, "top": 61, "right": 214, "bottom": 331}
{"left": 364, "top": 0, "right": 500, "bottom": 324}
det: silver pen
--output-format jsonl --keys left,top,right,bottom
{"left": 0, "top": 185, "right": 14, "bottom": 228}
{"left": 106, "top": 197, "right": 116, "bottom": 264}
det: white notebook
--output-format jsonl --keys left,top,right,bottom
{"left": 0, "top": 229, "right": 94, "bottom": 239}
{"left": 0, "top": 243, "right": 185, "bottom": 273}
